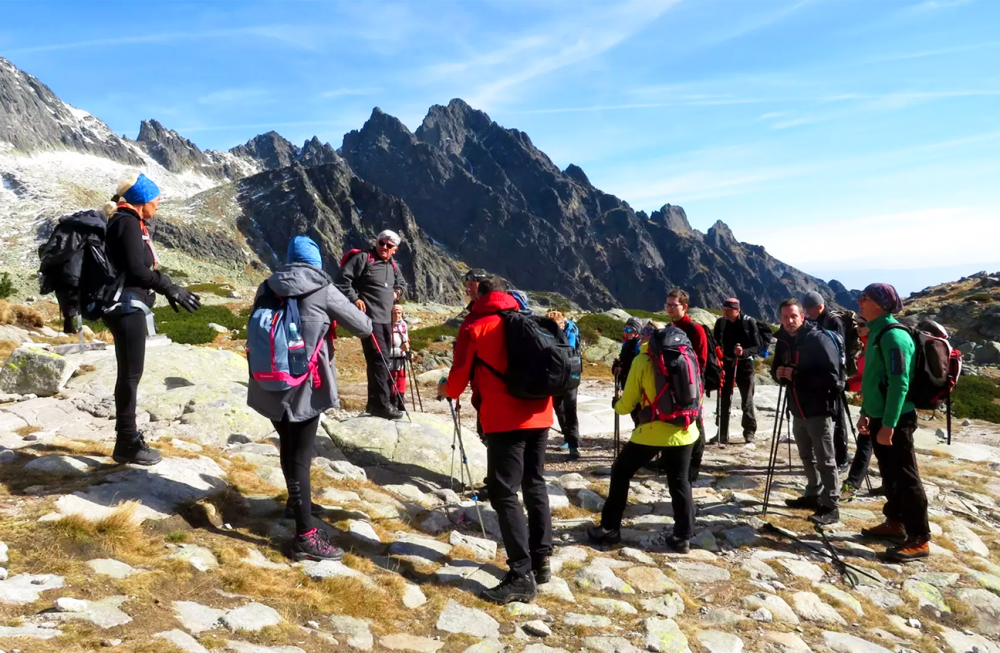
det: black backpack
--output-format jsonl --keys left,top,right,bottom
{"left": 37, "top": 210, "right": 108, "bottom": 296}
{"left": 638, "top": 327, "right": 702, "bottom": 428}
{"left": 829, "top": 309, "right": 863, "bottom": 376}
{"left": 76, "top": 213, "right": 128, "bottom": 321}
{"left": 752, "top": 316, "right": 774, "bottom": 356}
{"left": 700, "top": 323, "right": 724, "bottom": 394}
{"left": 478, "top": 310, "right": 582, "bottom": 399}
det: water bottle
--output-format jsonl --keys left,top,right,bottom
{"left": 288, "top": 322, "right": 308, "bottom": 377}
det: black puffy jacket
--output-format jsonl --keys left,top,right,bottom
{"left": 770, "top": 321, "right": 843, "bottom": 419}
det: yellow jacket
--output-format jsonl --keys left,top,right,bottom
{"left": 615, "top": 343, "right": 700, "bottom": 447}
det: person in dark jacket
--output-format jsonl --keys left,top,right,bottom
{"left": 102, "top": 174, "right": 201, "bottom": 466}
{"left": 613, "top": 317, "right": 644, "bottom": 427}
{"left": 439, "top": 277, "right": 554, "bottom": 604}
{"left": 664, "top": 289, "right": 709, "bottom": 481}
{"left": 803, "top": 291, "right": 850, "bottom": 472}
{"left": 335, "top": 230, "right": 406, "bottom": 420}
{"left": 548, "top": 310, "right": 581, "bottom": 459}
{"left": 712, "top": 298, "right": 759, "bottom": 444}
{"left": 771, "top": 298, "right": 843, "bottom": 525}
{"left": 249, "top": 236, "right": 373, "bottom": 561}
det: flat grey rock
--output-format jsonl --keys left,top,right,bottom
{"left": 696, "top": 630, "right": 744, "bottom": 653}
{"left": 740, "top": 558, "right": 778, "bottom": 581}
{"left": 347, "top": 520, "right": 381, "bottom": 545}
{"left": 576, "top": 564, "right": 635, "bottom": 594}
{"left": 173, "top": 600, "right": 225, "bottom": 634}
{"left": 776, "top": 558, "right": 825, "bottom": 581}
{"left": 46, "top": 595, "right": 131, "bottom": 628}
{"left": 620, "top": 547, "right": 655, "bottom": 564}
{"left": 945, "top": 520, "right": 990, "bottom": 557}
{"left": 939, "top": 626, "right": 998, "bottom": 653}
{"left": 463, "top": 640, "right": 505, "bottom": 653}
{"left": 241, "top": 549, "right": 288, "bottom": 570}
{"left": 24, "top": 453, "right": 103, "bottom": 475}
{"left": 791, "top": 591, "right": 846, "bottom": 626}
{"left": 0, "top": 346, "right": 77, "bottom": 396}
{"left": 390, "top": 532, "right": 453, "bottom": 563}
{"left": 521, "top": 620, "right": 552, "bottom": 637}
{"left": 436, "top": 598, "right": 500, "bottom": 638}
{"left": 221, "top": 603, "right": 282, "bottom": 633}
{"left": 741, "top": 593, "right": 798, "bottom": 624}
{"left": 622, "top": 566, "right": 680, "bottom": 594}
{"left": 564, "top": 612, "right": 612, "bottom": 628}
{"left": 821, "top": 631, "right": 894, "bottom": 653}
{"left": 582, "top": 636, "right": 641, "bottom": 653}
{"left": 328, "top": 614, "right": 374, "bottom": 651}
{"left": 299, "top": 559, "right": 371, "bottom": 584}
{"left": 86, "top": 558, "right": 138, "bottom": 579}
{"left": 449, "top": 530, "right": 497, "bottom": 560}
{"left": 223, "top": 642, "right": 306, "bottom": 653}
{"left": 402, "top": 583, "right": 427, "bottom": 609}
{"left": 0, "top": 623, "right": 62, "bottom": 639}
{"left": 508, "top": 601, "right": 549, "bottom": 617}
{"left": 640, "top": 593, "right": 685, "bottom": 618}
{"left": 171, "top": 544, "right": 219, "bottom": 572}
{"left": 911, "top": 571, "right": 960, "bottom": 588}
{"left": 903, "top": 579, "right": 950, "bottom": 615}
{"left": 643, "top": 617, "right": 692, "bottom": 653}
{"left": 954, "top": 588, "right": 1000, "bottom": 636}
{"left": 156, "top": 629, "right": 210, "bottom": 653}
{"left": 577, "top": 488, "right": 606, "bottom": 512}
{"left": 0, "top": 573, "right": 64, "bottom": 604}
{"left": 856, "top": 584, "right": 904, "bottom": 609}
{"left": 379, "top": 633, "right": 445, "bottom": 652}
{"left": 667, "top": 561, "right": 731, "bottom": 584}
{"left": 814, "top": 583, "right": 863, "bottom": 616}
{"left": 721, "top": 525, "right": 759, "bottom": 548}
{"left": 762, "top": 632, "right": 811, "bottom": 653}
{"left": 587, "top": 597, "right": 639, "bottom": 614}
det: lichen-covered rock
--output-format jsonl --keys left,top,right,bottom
{"left": 0, "top": 347, "right": 77, "bottom": 396}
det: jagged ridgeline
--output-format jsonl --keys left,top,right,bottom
{"left": 1, "top": 56, "right": 838, "bottom": 318}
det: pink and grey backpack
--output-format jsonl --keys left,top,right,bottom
{"left": 247, "top": 286, "right": 327, "bottom": 391}
{"left": 638, "top": 326, "right": 703, "bottom": 428}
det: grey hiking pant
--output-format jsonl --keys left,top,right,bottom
{"left": 792, "top": 415, "right": 839, "bottom": 510}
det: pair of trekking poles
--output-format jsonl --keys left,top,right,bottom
{"left": 369, "top": 333, "right": 424, "bottom": 419}
{"left": 761, "top": 384, "right": 872, "bottom": 516}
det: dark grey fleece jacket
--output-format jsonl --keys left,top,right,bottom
{"left": 247, "top": 263, "right": 372, "bottom": 422}
{"left": 334, "top": 248, "right": 404, "bottom": 324}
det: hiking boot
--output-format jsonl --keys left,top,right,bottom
{"left": 809, "top": 506, "right": 840, "bottom": 527}
{"left": 665, "top": 535, "right": 690, "bottom": 554}
{"left": 840, "top": 481, "right": 858, "bottom": 502}
{"left": 869, "top": 485, "right": 885, "bottom": 496}
{"left": 112, "top": 434, "right": 162, "bottom": 466}
{"left": 284, "top": 499, "right": 325, "bottom": 519}
{"left": 481, "top": 570, "right": 537, "bottom": 604}
{"left": 290, "top": 528, "right": 343, "bottom": 561}
{"left": 861, "top": 520, "right": 906, "bottom": 543}
{"left": 743, "top": 433, "right": 756, "bottom": 444}
{"left": 587, "top": 525, "right": 622, "bottom": 546}
{"left": 784, "top": 495, "right": 820, "bottom": 510}
{"left": 567, "top": 447, "right": 581, "bottom": 461}
{"left": 532, "top": 558, "right": 551, "bottom": 585}
{"left": 883, "top": 536, "right": 930, "bottom": 562}
{"left": 372, "top": 408, "right": 405, "bottom": 420}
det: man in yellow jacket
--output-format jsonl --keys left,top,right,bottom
{"left": 589, "top": 330, "right": 700, "bottom": 553}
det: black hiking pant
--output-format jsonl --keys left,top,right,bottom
{"left": 362, "top": 322, "right": 394, "bottom": 414}
{"left": 833, "top": 395, "right": 849, "bottom": 468}
{"left": 272, "top": 415, "right": 320, "bottom": 535}
{"left": 104, "top": 310, "right": 146, "bottom": 442}
{"left": 718, "top": 359, "right": 756, "bottom": 442}
{"left": 687, "top": 407, "right": 706, "bottom": 483}
{"left": 846, "top": 433, "right": 874, "bottom": 489}
{"left": 603, "top": 441, "right": 695, "bottom": 541}
{"left": 870, "top": 412, "right": 929, "bottom": 538}
{"left": 486, "top": 428, "right": 553, "bottom": 577}
{"left": 554, "top": 387, "right": 580, "bottom": 448}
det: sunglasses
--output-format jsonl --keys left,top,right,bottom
{"left": 377, "top": 240, "right": 397, "bottom": 248}
{"left": 858, "top": 294, "right": 870, "bottom": 303}
{"left": 624, "top": 327, "right": 637, "bottom": 334}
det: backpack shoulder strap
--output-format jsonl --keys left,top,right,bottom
{"left": 873, "top": 322, "right": 909, "bottom": 348}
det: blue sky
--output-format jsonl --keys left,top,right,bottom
{"left": 2, "top": 0, "right": 998, "bottom": 295}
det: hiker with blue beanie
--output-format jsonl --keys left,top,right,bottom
{"left": 248, "top": 234, "right": 372, "bottom": 561}
{"left": 102, "top": 173, "right": 202, "bottom": 466}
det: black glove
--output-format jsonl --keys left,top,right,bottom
{"left": 165, "top": 285, "right": 201, "bottom": 313}
{"left": 612, "top": 395, "right": 619, "bottom": 409}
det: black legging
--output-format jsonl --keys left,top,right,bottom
{"left": 272, "top": 416, "right": 320, "bottom": 535}
{"left": 104, "top": 310, "right": 147, "bottom": 441}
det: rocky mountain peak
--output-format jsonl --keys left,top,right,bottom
{"left": 706, "top": 220, "right": 737, "bottom": 247}
{"left": 0, "top": 56, "right": 144, "bottom": 165}
{"left": 564, "top": 164, "right": 592, "bottom": 187}
{"left": 298, "top": 136, "right": 339, "bottom": 167}
{"left": 230, "top": 131, "right": 299, "bottom": 170}
{"left": 136, "top": 119, "right": 215, "bottom": 174}
{"left": 650, "top": 204, "right": 693, "bottom": 233}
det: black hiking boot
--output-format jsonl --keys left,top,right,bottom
{"left": 284, "top": 499, "right": 325, "bottom": 519}
{"left": 665, "top": 535, "right": 690, "bottom": 554}
{"left": 481, "top": 570, "right": 537, "bottom": 604}
{"left": 809, "top": 506, "right": 841, "bottom": 527}
{"left": 532, "top": 557, "right": 551, "bottom": 585}
{"left": 587, "top": 525, "right": 622, "bottom": 546}
{"left": 784, "top": 495, "right": 820, "bottom": 510}
{"left": 290, "top": 528, "right": 343, "bottom": 561}
{"left": 372, "top": 408, "right": 405, "bottom": 420}
{"left": 112, "top": 434, "right": 162, "bottom": 466}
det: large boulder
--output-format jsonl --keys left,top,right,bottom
{"left": 0, "top": 347, "right": 78, "bottom": 397}
{"left": 975, "top": 342, "right": 1000, "bottom": 365}
{"left": 583, "top": 336, "right": 619, "bottom": 365}
{"left": 688, "top": 308, "right": 719, "bottom": 329}
{"left": 324, "top": 413, "right": 487, "bottom": 485}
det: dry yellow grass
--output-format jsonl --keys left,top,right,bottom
{"left": 47, "top": 501, "right": 159, "bottom": 561}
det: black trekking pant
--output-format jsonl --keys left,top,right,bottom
{"left": 833, "top": 395, "right": 849, "bottom": 467}
{"left": 103, "top": 310, "right": 147, "bottom": 442}
{"left": 687, "top": 407, "right": 706, "bottom": 483}
{"left": 603, "top": 441, "right": 695, "bottom": 541}
{"left": 846, "top": 433, "right": 874, "bottom": 489}
{"left": 718, "top": 359, "right": 756, "bottom": 442}
{"left": 554, "top": 387, "right": 580, "bottom": 448}
{"left": 272, "top": 415, "right": 320, "bottom": 535}
{"left": 870, "top": 412, "right": 929, "bottom": 538}
{"left": 486, "top": 428, "right": 553, "bottom": 577}
{"left": 362, "top": 322, "right": 394, "bottom": 414}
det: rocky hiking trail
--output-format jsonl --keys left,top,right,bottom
{"left": 2, "top": 337, "right": 1000, "bottom": 653}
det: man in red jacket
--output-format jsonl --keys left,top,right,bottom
{"left": 663, "top": 289, "right": 709, "bottom": 482}
{"left": 438, "top": 277, "right": 554, "bottom": 604}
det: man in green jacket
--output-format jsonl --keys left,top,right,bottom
{"left": 855, "top": 282, "right": 929, "bottom": 561}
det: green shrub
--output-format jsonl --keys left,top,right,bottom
{"left": 409, "top": 324, "right": 459, "bottom": 351}
{"left": 577, "top": 314, "right": 625, "bottom": 346}
{"left": 160, "top": 266, "right": 189, "bottom": 279}
{"left": 0, "top": 272, "right": 14, "bottom": 299}
{"left": 153, "top": 304, "right": 244, "bottom": 345}
{"left": 951, "top": 375, "right": 1000, "bottom": 423}
{"left": 626, "top": 308, "right": 670, "bottom": 323}
{"left": 186, "top": 282, "right": 234, "bottom": 298}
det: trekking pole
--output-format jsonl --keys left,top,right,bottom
{"left": 786, "top": 405, "right": 793, "bottom": 472}
{"left": 409, "top": 353, "right": 424, "bottom": 412}
{"left": 448, "top": 398, "right": 488, "bottom": 539}
{"left": 760, "top": 522, "right": 883, "bottom": 586}
{"left": 841, "top": 391, "right": 872, "bottom": 493}
{"left": 370, "top": 334, "right": 411, "bottom": 423}
{"left": 613, "top": 375, "right": 622, "bottom": 459}
{"left": 946, "top": 390, "right": 953, "bottom": 446}
{"left": 406, "top": 353, "right": 418, "bottom": 413}
{"left": 814, "top": 523, "right": 859, "bottom": 589}
{"left": 761, "top": 384, "right": 786, "bottom": 516}
{"left": 76, "top": 315, "right": 84, "bottom": 354}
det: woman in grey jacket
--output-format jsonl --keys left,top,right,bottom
{"left": 248, "top": 236, "right": 372, "bottom": 561}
